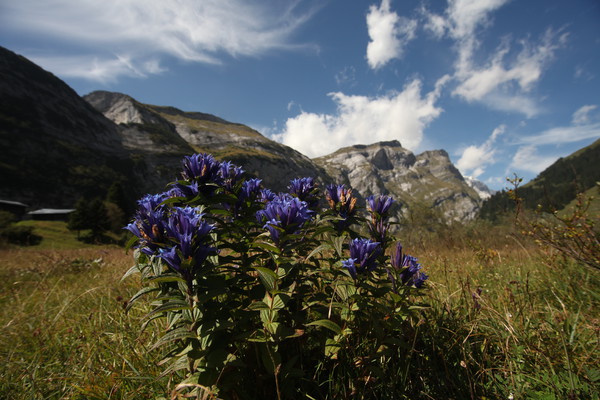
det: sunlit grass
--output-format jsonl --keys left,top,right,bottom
{"left": 0, "top": 247, "right": 168, "bottom": 399}
{"left": 14, "top": 220, "right": 92, "bottom": 250}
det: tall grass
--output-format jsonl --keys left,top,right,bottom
{"left": 0, "top": 223, "right": 598, "bottom": 399}
{"left": 0, "top": 247, "right": 168, "bottom": 399}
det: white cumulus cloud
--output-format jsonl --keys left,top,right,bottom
{"left": 366, "top": 0, "right": 417, "bottom": 69}
{"left": 456, "top": 125, "right": 505, "bottom": 178}
{"left": 453, "top": 30, "right": 566, "bottom": 116}
{"left": 274, "top": 79, "right": 443, "bottom": 158}
{"left": 0, "top": 0, "right": 318, "bottom": 81}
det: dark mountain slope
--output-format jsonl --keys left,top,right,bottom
{"left": 480, "top": 138, "right": 600, "bottom": 220}
{"left": 0, "top": 47, "right": 192, "bottom": 208}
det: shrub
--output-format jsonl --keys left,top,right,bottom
{"left": 0, "top": 224, "right": 42, "bottom": 246}
{"left": 0, "top": 210, "right": 41, "bottom": 246}
{"left": 124, "top": 153, "right": 428, "bottom": 399}
{"left": 508, "top": 177, "right": 600, "bottom": 270}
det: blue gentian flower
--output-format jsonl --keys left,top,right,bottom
{"left": 125, "top": 192, "right": 171, "bottom": 255}
{"left": 366, "top": 194, "right": 394, "bottom": 216}
{"left": 368, "top": 219, "right": 388, "bottom": 244}
{"left": 325, "top": 184, "right": 357, "bottom": 230}
{"left": 256, "top": 193, "right": 314, "bottom": 244}
{"left": 180, "top": 153, "right": 223, "bottom": 195}
{"left": 241, "top": 178, "right": 263, "bottom": 200}
{"left": 219, "top": 161, "right": 245, "bottom": 191}
{"left": 391, "top": 242, "right": 428, "bottom": 288}
{"left": 159, "top": 206, "right": 216, "bottom": 274}
{"left": 342, "top": 238, "right": 382, "bottom": 279}
{"left": 288, "top": 177, "right": 319, "bottom": 209}
{"left": 366, "top": 194, "right": 394, "bottom": 245}
{"left": 259, "top": 188, "right": 276, "bottom": 203}
{"left": 171, "top": 181, "right": 200, "bottom": 198}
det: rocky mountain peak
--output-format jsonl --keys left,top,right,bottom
{"left": 314, "top": 141, "right": 482, "bottom": 221}
{"left": 464, "top": 176, "right": 494, "bottom": 200}
{"left": 85, "top": 90, "right": 164, "bottom": 126}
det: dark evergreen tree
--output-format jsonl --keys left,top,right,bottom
{"left": 68, "top": 197, "right": 109, "bottom": 241}
{"left": 67, "top": 197, "right": 89, "bottom": 238}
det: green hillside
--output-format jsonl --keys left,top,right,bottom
{"left": 480, "top": 138, "right": 600, "bottom": 220}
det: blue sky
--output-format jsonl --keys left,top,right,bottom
{"left": 1, "top": 0, "right": 599, "bottom": 190}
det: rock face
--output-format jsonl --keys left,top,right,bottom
{"left": 464, "top": 176, "right": 494, "bottom": 200}
{"left": 314, "top": 141, "right": 482, "bottom": 221}
{"left": 84, "top": 91, "right": 330, "bottom": 192}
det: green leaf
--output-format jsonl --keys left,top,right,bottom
{"left": 307, "top": 319, "right": 342, "bottom": 335}
{"left": 335, "top": 282, "right": 356, "bottom": 301}
{"left": 150, "top": 327, "right": 196, "bottom": 351}
{"left": 306, "top": 243, "right": 333, "bottom": 261}
{"left": 124, "top": 235, "right": 139, "bottom": 252}
{"left": 248, "top": 301, "right": 270, "bottom": 311}
{"left": 121, "top": 263, "right": 141, "bottom": 282}
{"left": 125, "top": 286, "right": 160, "bottom": 313}
{"left": 145, "top": 299, "right": 191, "bottom": 320}
{"left": 265, "top": 321, "right": 280, "bottom": 335}
{"left": 159, "top": 354, "right": 190, "bottom": 377}
{"left": 272, "top": 293, "right": 289, "bottom": 310}
{"left": 252, "top": 241, "right": 281, "bottom": 254}
{"left": 325, "top": 338, "right": 341, "bottom": 357}
{"left": 260, "top": 309, "right": 272, "bottom": 324}
{"left": 332, "top": 235, "right": 346, "bottom": 257}
{"left": 254, "top": 266, "right": 278, "bottom": 292}
{"left": 147, "top": 273, "right": 187, "bottom": 284}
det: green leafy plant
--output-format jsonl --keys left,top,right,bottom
{"left": 123, "top": 154, "right": 428, "bottom": 399}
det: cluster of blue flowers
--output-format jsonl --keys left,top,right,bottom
{"left": 256, "top": 193, "right": 314, "bottom": 245}
{"left": 126, "top": 153, "right": 428, "bottom": 288}
{"left": 342, "top": 238, "right": 383, "bottom": 279}
{"left": 125, "top": 194, "right": 216, "bottom": 285}
{"left": 391, "top": 242, "right": 428, "bottom": 288}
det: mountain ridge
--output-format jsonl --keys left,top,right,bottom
{"left": 1, "top": 45, "right": 488, "bottom": 221}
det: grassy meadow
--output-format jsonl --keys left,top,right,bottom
{"left": 0, "top": 220, "right": 598, "bottom": 399}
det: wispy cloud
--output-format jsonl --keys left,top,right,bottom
{"left": 1, "top": 0, "right": 319, "bottom": 81}
{"left": 28, "top": 54, "right": 166, "bottom": 84}
{"left": 453, "top": 30, "right": 567, "bottom": 116}
{"left": 456, "top": 125, "right": 505, "bottom": 178}
{"left": 572, "top": 104, "right": 599, "bottom": 125}
{"left": 445, "top": 0, "right": 509, "bottom": 40}
{"left": 273, "top": 79, "right": 444, "bottom": 158}
{"left": 366, "top": 0, "right": 417, "bottom": 69}
{"left": 334, "top": 66, "right": 357, "bottom": 87}
{"left": 509, "top": 112, "right": 600, "bottom": 175}
{"left": 422, "top": 0, "right": 566, "bottom": 117}
{"left": 516, "top": 123, "right": 600, "bottom": 146}
{"left": 510, "top": 145, "right": 557, "bottom": 174}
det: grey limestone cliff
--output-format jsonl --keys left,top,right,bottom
{"left": 314, "top": 141, "right": 482, "bottom": 221}
{"left": 84, "top": 91, "right": 330, "bottom": 192}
